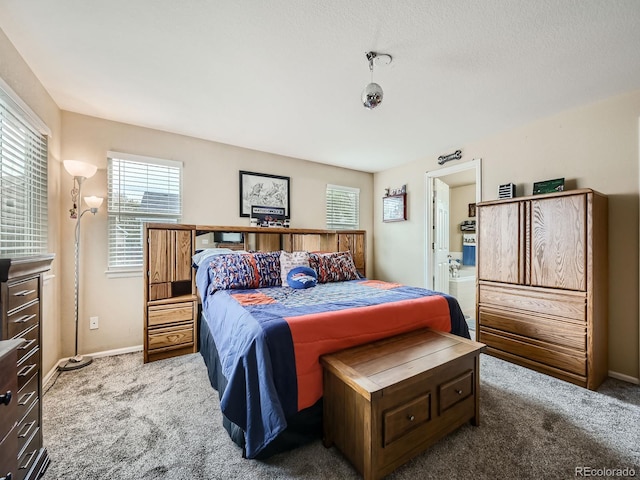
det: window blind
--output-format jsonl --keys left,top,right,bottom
{"left": 326, "top": 184, "right": 360, "bottom": 230}
{"left": 107, "top": 152, "right": 182, "bottom": 269}
{"left": 0, "top": 94, "right": 48, "bottom": 257}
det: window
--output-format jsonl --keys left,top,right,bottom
{"left": 107, "top": 151, "right": 182, "bottom": 270}
{"left": 326, "top": 184, "right": 360, "bottom": 230}
{"left": 0, "top": 82, "right": 49, "bottom": 257}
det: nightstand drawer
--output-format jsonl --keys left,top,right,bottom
{"left": 0, "top": 349, "right": 18, "bottom": 443}
{"left": 383, "top": 393, "right": 431, "bottom": 446}
{"left": 148, "top": 324, "right": 194, "bottom": 351}
{"left": 148, "top": 302, "right": 194, "bottom": 327}
{"left": 439, "top": 370, "right": 473, "bottom": 413}
{"left": 7, "top": 277, "right": 39, "bottom": 313}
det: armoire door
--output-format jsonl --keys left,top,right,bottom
{"left": 529, "top": 194, "right": 586, "bottom": 291}
{"left": 477, "top": 202, "right": 522, "bottom": 284}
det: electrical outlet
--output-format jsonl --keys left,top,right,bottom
{"left": 90, "top": 316, "right": 99, "bottom": 330}
{"left": 201, "top": 238, "right": 209, "bottom": 244}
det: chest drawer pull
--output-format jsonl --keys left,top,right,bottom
{"left": 19, "top": 450, "right": 36, "bottom": 470}
{"left": 18, "top": 339, "right": 37, "bottom": 351}
{"left": 408, "top": 415, "right": 415, "bottom": 421}
{"left": 12, "top": 314, "right": 36, "bottom": 324}
{"left": 18, "top": 420, "right": 36, "bottom": 439}
{"left": 1, "top": 473, "right": 14, "bottom": 480}
{"left": 0, "top": 390, "right": 11, "bottom": 405}
{"left": 456, "top": 389, "right": 463, "bottom": 395}
{"left": 13, "top": 289, "right": 36, "bottom": 297}
{"left": 18, "top": 391, "right": 35, "bottom": 406}
{"left": 18, "top": 364, "right": 36, "bottom": 378}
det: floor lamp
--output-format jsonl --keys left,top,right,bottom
{"left": 59, "top": 160, "right": 103, "bottom": 371}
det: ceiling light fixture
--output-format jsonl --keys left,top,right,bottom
{"left": 362, "top": 51, "right": 392, "bottom": 110}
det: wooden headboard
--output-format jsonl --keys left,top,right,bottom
{"left": 142, "top": 223, "right": 366, "bottom": 363}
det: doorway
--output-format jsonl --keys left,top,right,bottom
{"left": 425, "top": 159, "right": 481, "bottom": 328}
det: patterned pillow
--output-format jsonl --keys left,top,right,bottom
{"left": 286, "top": 266, "right": 317, "bottom": 289}
{"left": 251, "top": 251, "right": 281, "bottom": 287}
{"left": 280, "top": 251, "right": 310, "bottom": 285}
{"left": 207, "top": 251, "right": 281, "bottom": 292}
{"left": 309, "top": 251, "right": 359, "bottom": 283}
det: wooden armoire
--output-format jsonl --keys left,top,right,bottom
{"left": 476, "top": 189, "right": 608, "bottom": 390}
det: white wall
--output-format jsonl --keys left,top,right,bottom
{"left": 0, "top": 28, "right": 63, "bottom": 375}
{"left": 374, "top": 89, "right": 640, "bottom": 380}
{"left": 59, "top": 112, "right": 374, "bottom": 356}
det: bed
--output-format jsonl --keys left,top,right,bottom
{"left": 195, "top": 249, "right": 470, "bottom": 459}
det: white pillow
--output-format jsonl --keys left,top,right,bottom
{"left": 280, "top": 251, "right": 310, "bottom": 285}
{"left": 192, "top": 248, "right": 235, "bottom": 267}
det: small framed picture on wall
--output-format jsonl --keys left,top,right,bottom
{"left": 468, "top": 203, "right": 476, "bottom": 218}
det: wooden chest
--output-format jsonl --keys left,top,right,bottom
{"left": 321, "top": 328, "right": 485, "bottom": 480}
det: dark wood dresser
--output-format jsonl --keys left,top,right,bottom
{"left": 1, "top": 255, "right": 54, "bottom": 480}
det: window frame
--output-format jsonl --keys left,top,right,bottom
{"left": 0, "top": 78, "right": 50, "bottom": 258}
{"left": 106, "top": 151, "right": 183, "bottom": 273}
{"left": 326, "top": 184, "right": 360, "bottom": 230}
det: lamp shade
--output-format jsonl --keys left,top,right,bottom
{"left": 84, "top": 196, "right": 104, "bottom": 209}
{"left": 64, "top": 160, "right": 98, "bottom": 179}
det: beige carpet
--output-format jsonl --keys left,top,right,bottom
{"left": 41, "top": 351, "right": 639, "bottom": 479}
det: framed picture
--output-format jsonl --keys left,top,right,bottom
{"left": 468, "top": 203, "right": 476, "bottom": 218}
{"left": 383, "top": 193, "right": 407, "bottom": 222}
{"left": 239, "top": 171, "right": 290, "bottom": 218}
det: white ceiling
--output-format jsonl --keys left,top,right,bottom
{"left": 1, "top": 1, "right": 639, "bottom": 173}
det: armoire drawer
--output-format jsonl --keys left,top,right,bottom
{"left": 479, "top": 284, "right": 586, "bottom": 322}
{"left": 478, "top": 306, "right": 586, "bottom": 351}
{"left": 479, "top": 328, "right": 586, "bottom": 376}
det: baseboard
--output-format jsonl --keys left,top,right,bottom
{"left": 608, "top": 370, "right": 640, "bottom": 385}
{"left": 43, "top": 345, "right": 144, "bottom": 389}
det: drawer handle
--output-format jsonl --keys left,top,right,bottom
{"left": 12, "top": 314, "right": 36, "bottom": 324}
{"left": 1, "top": 473, "right": 13, "bottom": 480}
{"left": 18, "top": 391, "right": 35, "bottom": 407}
{"left": 18, "top": 364, "right": 36, "bottom": 378}
{"left": 18, "top": 339, "right": 37, "bottom": 350}
{"left": 18, "top": 420, "right": 36, "bottom": 439}
{"left": 19, "top": 450, "right": 36, "bottom": 470}
{"left": 0, "top": 390, "right": 11, "bottom": 405}
{"left": 408, "top": 415, "right": 415, "bottom": 422}
{"left": 13, "top": 289, "right": 36, "bottom": 297}
{"left": 456, "top": 389, "right": 464, "bottom": 395}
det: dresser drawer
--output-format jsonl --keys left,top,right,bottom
{"left": 15, "top": 325, "right": 39, "bottom": 366}
{"left": 480, "top": 328, "right": 586, "bottom": 376}
{"left": 148, "top": 324, "right": 193, "bottom": 351}
{"left": 16, "top": 421, "right": 40, "bottom": 480}
{"left": 439, "top": 370, "right": 473, "bottom": 414}
{"left": 16, "top": 374, "right": 38, "bottom": 427}
{"left": 7, "top": 302, "right": 40, "bottom": 339}
{"left": 479, "top": 306, "right": 586, "bottom": 351}
{"left": 479, "top": 283, "right": 585, "bottom": 322}
{"left": 148, "top": 302, "right": 194, "bottom": 327}
{"left": 16, "top": 400, "right": 39, "bottom": 457}
{"left": 383, "top": 393, "right": 431, "bottom": 446}
{"left": 0, "top": 426, "right": 18, "bottom": 480}
{"left": 16, "top": 348, "right": 39, "bottom": 391}
{"left": 7, "top": 277, "right": 39, "bottom": 313}
{"left": 0, "top": 350, "right": 18, "bottom": 443}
